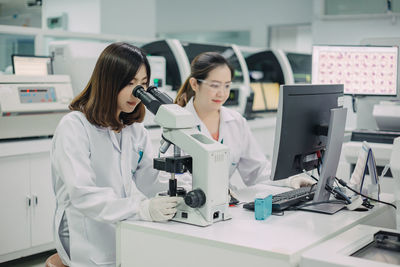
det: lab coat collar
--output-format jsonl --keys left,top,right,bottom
{"left": 185, "top": 98, "right": 203, "bottom": 127}
{"left": 185, "top": 98, "right": 235, "bottom": 143}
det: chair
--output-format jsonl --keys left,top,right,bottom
{"left": 45, "top": 253, "right": 68, "bottom": 267}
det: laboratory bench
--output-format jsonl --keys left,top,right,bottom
{"left": 117, "top": 184, "right": 396, "bottom": 267}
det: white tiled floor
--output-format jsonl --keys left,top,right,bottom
{"left": 0, "top": 250, "right": 54, "bottom": 267}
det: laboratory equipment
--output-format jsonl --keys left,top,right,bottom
{"left": 49, "top": 41, "right": 110, "bottom": 96}
{"left": 270, "top": 84, "right": 348, "bottom": 214}
{"left": 301, "top": 225, "right": 400, "bottom": 267}
{"left": 243, "top": 48, "right": 311, "bottom": 112}
{"left": 0, "top": 75, "right": 74, "bottom": 140}
{"left": 132, "top": 85, "right": 231, "bottom": 226}
{"left": 12, "top": 55, "right": 53, "bottom": 75}
{"left": 141, "top": 39, "right": 251, "bottom": 115}
{"left": 0, "top": 75, "right": 73, "bottom": 263}
{"left": 312, "top": 44, "right": 399, "bottom": 131}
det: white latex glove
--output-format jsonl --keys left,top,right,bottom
{"left": 139, "top": 196, "right": 182, "bottom": 222}
{"left": 286, "top": 175, "right": 316, "bottom": 189}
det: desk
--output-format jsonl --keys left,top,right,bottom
{"left": 300, "top": 224, "right": 400, "bottom": 267}
{"left": 117, "top": 185, "right": 396, "bottom": 267}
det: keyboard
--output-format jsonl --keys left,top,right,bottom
{"left": 243, "top": 186, "right": 316, "bottom": 212}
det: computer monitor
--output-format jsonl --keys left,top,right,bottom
{"left": 271, "top": 84, "right": 347, "bottom": 214}
{"left": 312, "top": 45, "right": 398, "bottom": 96}
{"left": 12, "top": 55, "right": 53, "bottom": 75}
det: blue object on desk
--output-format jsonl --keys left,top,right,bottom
{"left": 254, "top": 195, "right": 272, "bottom": 220}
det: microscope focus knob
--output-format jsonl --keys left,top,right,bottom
{"left": 184, "top": 189, "right": 206, "bottom": 208}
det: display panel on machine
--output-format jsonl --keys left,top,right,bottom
{"left": 18, "top": 87, "right": 57, "bottom": 103}
{"left": 12, "top": 55, "right": 53, "bottom": 75}
{"left": 312, "top": 45, "right": 398, "bottom": 96}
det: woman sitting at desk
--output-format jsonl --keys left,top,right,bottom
{"left": 51, "top": 42, "right": 180, "bottom": 267}
{"left": 174, "top": 52, "right": 314, "bottom": 190}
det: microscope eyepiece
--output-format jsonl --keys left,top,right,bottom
{"left": 146, "top": 85, "right": 173, "bottom": 104}
{"left": 132, "top": 85, "right": 145, "bottom": 98}
{"left": 132, "top": 85, "right": 161, "bottom": 115}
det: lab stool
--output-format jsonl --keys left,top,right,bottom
{"left": 45, "top": 253, "right": 68, "bottom": 267}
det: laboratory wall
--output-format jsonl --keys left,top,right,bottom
{"left": 100, "top": 0, "right": 157, "bottom": 38}
{"left": 312, "top": 0, "right": 400, "bottom": 45}
{"left": 43, "top": 0, "right": 101, "bottom": 33}
{"left": 155, "top": 0, "right": 314, "bottom": 47}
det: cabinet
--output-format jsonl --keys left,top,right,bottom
{"left": 0, "top": 140, "right": 55, "bottom": 263}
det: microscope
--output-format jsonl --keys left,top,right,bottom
{"left": 133, "top": 85, "right": 231, "bottom": 226}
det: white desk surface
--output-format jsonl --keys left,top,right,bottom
{"left": 117, "top": 185, "right": 396, "bottom": 267}
{"left": 300, "top": 224, "right": 400, "bottom": 267}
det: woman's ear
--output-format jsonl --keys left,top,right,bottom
{"left": 189, "top": 77, "right": 198, "bottom": 92}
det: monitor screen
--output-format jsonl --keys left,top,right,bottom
{"left": 271, "top": 84, "right": 344, "bottom": 181}
{"left": 312, "top": 45, "right": 398, "bottom": 96}
{"left": 12, "top": 55, "right": 53, "bottom": 75}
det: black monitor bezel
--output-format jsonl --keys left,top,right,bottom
{"left": 270, "top": 84, "right": 344, "bottom": 181}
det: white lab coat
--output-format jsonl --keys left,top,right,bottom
{"left": 181, "top": 99, "right": 272, "bottom": 188}
{"left": 51, "top": 111, "right": 161, "bottom": 267}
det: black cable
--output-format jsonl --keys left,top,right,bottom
{"left": 336, "top": 177, "right": 397, "bottom": 210}
{"left": 304, "top": 171, "right": 351, "bottom": 204}
{"left": 351, "top": 95, "right": 357, "bottom": 113}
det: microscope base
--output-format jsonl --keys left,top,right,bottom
{"left": 172, "top": 205, "right": 231, "bottom": 227}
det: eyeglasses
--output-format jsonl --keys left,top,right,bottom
{"left": 197, "top": 79, "right": 232, "bottom": 92}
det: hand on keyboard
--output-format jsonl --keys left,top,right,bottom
{"left": 287, "top": 174, "right": 316, "bottom": 189}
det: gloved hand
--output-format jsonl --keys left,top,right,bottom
{"left": 286, "top": 174, "right": 316, "bottom": 189}
{"left": 140, "top": 196, "right": 182, "bottom": 222}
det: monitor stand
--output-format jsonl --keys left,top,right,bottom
{"left": 301, "top": 107, "right": 347, "bottom": 215}
{"left": 301, "top": 201, "right": 345, "bottom": 215}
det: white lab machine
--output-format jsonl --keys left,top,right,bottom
{"left": 242, "top": 47, "right": 312, "bottom": 85}
{"left": 141, "top": 39, "right": 251, "bottom": 115}
{"left": 0, "top": 75, "right": 73, "bottom": 139}
{"left": 133, "top": 86, "right": 231, "bottom": 226}
{"left": 241, "top": 47, "right": 311, "bottom": 112}
{"left": 49, "top": 40, "right": 110, "bottom": 96}
{"left": 0, "top": 75, "right": 73, "bottom": 263}
{"left": 301, "top": 224, "right": 400, "bottom": 267}
{"left": 156, "top": 105, "right": 231, "bottom": 226}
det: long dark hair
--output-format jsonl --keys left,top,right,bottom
{"left": 174, "top": 52, "right": 233, "bottom": 107}
{"left": 69, "top": 42, "right": 150, "bottom": 131}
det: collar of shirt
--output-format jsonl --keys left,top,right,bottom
{"left": 185, "top": 98, "right": 235, "bottom": 143}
